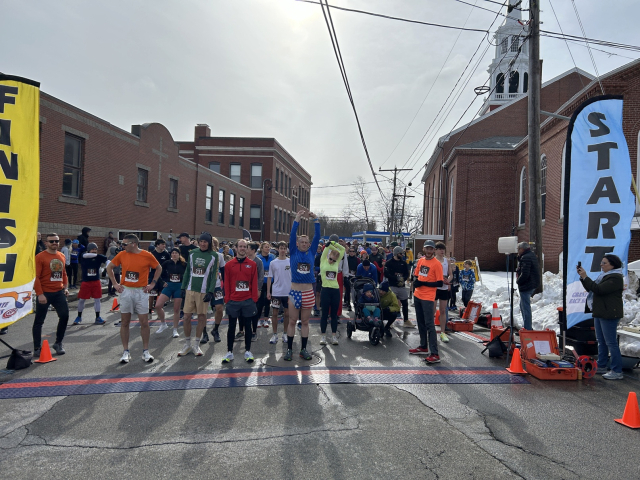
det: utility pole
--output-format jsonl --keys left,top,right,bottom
{"left": 527, "top": 0, "right": 543, "bottom": 291}
{"left": 379, "top": 167, "right": 412, "bottom": 243}
{"left": 397, "top": 187, "right": 415, "bottom": 242}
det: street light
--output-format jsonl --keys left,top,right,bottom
{"left": 261, "top": 178, "right": 272, "bottom": 242}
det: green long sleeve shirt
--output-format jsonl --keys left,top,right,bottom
{"left": 181, "top": 248, "right": 218, "bottom": 294}
{"left": 320, "top": 242, "right": 345, "bottom": 289}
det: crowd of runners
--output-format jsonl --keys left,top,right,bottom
{"left": 28, "top": 211, "right": 478, "bottom": 365}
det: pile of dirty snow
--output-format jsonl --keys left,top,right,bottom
{"left": 472, "top": 271, "right": 640, "bottom": 358}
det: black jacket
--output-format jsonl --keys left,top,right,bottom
{"left": 77, "top": 227, "right": 91, "bottom": 248}
{"left": 384, "top": 258, "right": 409, "bottom": 288}
{"left": 516, "top": 249, "right": 540, "bottom": 292}
{"left": 581, "top": 273, "right": 624, "bottom": 320}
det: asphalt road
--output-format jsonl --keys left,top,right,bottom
{"left": 0, "top": 297, "right": 638, "bottom": 479}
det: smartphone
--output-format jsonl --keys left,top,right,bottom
{"left": 577, "top": 261, "right": 582, "bottom": 269}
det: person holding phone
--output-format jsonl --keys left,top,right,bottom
{"left": 516, "top": 242, "right": 540, "bottom": 330}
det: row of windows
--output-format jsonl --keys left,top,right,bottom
{"left": 207, "top": 162, "right": 263, "bottom": 189}
{"left": 500, "top": 35, "right": 521, "bottom": 55}
{"left": 495, "top": 71, "right": 529, "bottom": 94}
{"left": 275, "top": 167, "right": 310, "bottom": 211}
{"left": 204, "top": 185, "right": 248, "bottom": 228}
{"left": 274, "top": 208, "right": 294, "bottom": 234}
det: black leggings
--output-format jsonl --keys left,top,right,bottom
{"left": 382, "top": 308, "right": 397, "bottom": 331}
{"left": 343, "top": 278, "right": 352, "bottom": 307}
{"left": 33, "top": 290, "right": 69, "bottom": 349}
{"left": 400, "top": 298, "right": 409, "bottom": 322}
{"left": 69, "top": 263, "right": 79, "bottom": 286}
{"left": 227, "top": 315, "right": 252, "bottom": 352}
{"left": 257, "top": 284, "right": 270, "bottom": 317}
{"left": 320, "top": 287, "right": 340, "bottom": 334}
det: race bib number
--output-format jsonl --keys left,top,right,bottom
{"left": 125, "top": 271, "right": 139, "bottom": 282}
{"left": 419, "top": 266, "right": 430, "bottom": 277}
{"left": 148, "top": 290, "right": 157, "bottom": 297}
{"left": 462, "top": 274, "right": 470, "bottom": 282}
{"left": 236, "top": 280, "right": 249, "bottom": 292}
{"left": 87, "top": 268, "right": 97, "bottom": 277}
{"left": 264, "top": 272, "right": 269, "bottom": 279}
{"left": 50, "top": 271, "right": 63, "bottom": 282}
{"left": 215, "top": 290, "right": 224, "bottom": 301}
{"left": 350, "top": 269, "right": 356, "bottom": 276}
{"left": 192, "top": 267, "right": 205, "bottom": 277}
{"left": 297, "top": 263, "right": 311, "bottom": 274}
{"left": 271, "top": 298, "right": 280, "bottom": 309}
{"left": 170, "top": 274, "right": 181, "bottom": 282}
{"left": 325, "top": 271, "right": 336, "bottom": 281}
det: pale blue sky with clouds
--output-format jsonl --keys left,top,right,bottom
{"left": 4, "top": 0, "right": 638, "bottom": 218}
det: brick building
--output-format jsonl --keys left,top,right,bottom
{"left": 177, "top": 126, "right": 312, "bottom": 242}
{"left": 421, "top": 55, "right": 640, "bottom": 272}
{"left": 37, "top": 91, "right": 309, "bottom": 250}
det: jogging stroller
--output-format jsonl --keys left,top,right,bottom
{"left": 347, "top": 277, "right": 383, "bottom": 346}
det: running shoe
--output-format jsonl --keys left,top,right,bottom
{"left": 222, "top": 352, "right": 234, "bottom": 363}
{"left": 385, "top": 329, "right": 392, "bottom": 338}
{"left": 409, "top": 347, "right": 429, "bottom": 355}
{"left": 603, "top": 371, "right": 624, "bottom": 380}
{"left": 282, "top": 333, "right": 288, "bottom": 343}
{"left": 113, "top": 321, "right": 121, "bottom": 327}
{"left": 179, "top": 311, "right": 184, "bottom": 320}
{"left": 156, "top": 323, "right": 168, "bottom": 334}
{"left": 34, "top": 348, "right": 41, "bottom": 359}
{"left": 120, "top": 350, "right": 131, "bottom": 363}
{"left": 296, "top": 320, "right": 302, "bottom": 330}
{"left": 299, "top": 348, "right": 312, "bottom": 360}
{"left": 193, "top": 343, "right": 204, "bottom": 356}
{"left": 283, "top": 349, "right": 293, "bottom": 361}
{"left": 403, "top": 321, "right": 416, "bottom": 328}
{"left": 331, "top": 335, "right": 339, "bottom": 345}
{"left": 262, "top": 319, "right": 270, "bottom": 328}
{"left": 178, "top": 341, "right": 192, "bottom": 356}
{"left": 52, "top": 342, "right": 65, "bottom": 355}
{"left": 440, "top": 332, "right": 450, "bottom": 343}
{"left": 425, "top": 354, "right": 441, "bottom": 364}
{"left": 172, "top": 328, "right": 180, "bottom": 338}
{"left": 142, "top": 350, "right": 154, "bottom": 363}
{"left": 252, "top": 333, "right": 258, "bottom": 342}
{"left": 269, "top": 334, "right": 279, "bottom": 344}
{"left": 201, "top": 331, "right": 209, "bottom": 344}
{"left": 212, "top": 329, "right": 221, "bottom": 343}
{"left": 94, "top": 317, "right": 105, "bottom": 325}
{"left": 245, "top": 351, "right": 254, "bottom": 363}
{"left": 73, "top": 316, "right": 82, "bottom": 325}
{"left": 235, "top": 331, "right": 244, "bottom": 340}
{"left": 257, "top": 319, "right": 264, "bottom": 328}
{"left": 320, "top": 335, "right": 327, "bottom": 345}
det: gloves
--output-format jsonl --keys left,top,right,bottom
{"left": 181, "top": 289, "right": 186, "bottom": 299}
{"left": 203, "top": 292, "right": 213, "bottom": 303}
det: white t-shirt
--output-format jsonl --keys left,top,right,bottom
{"left": 216, "top": 252, "right": 226, "bottom": 289}
{"left": 438, "top": 257, "right": 449, "bottom": 291}
{"left": 268, "top": 258, "right": 291, "bottom": 297}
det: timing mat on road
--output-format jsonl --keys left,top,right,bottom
{"left": 0, "top": 366, "right": 528, "bottom": 398}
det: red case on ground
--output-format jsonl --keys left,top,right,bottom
{"left": 447, "top": 321, "right": 474, "bottom": 332}
{"left": 461, "top": 301, "right": 482, "bottom": 323}
{"left": 519, "top": 329, "right": 579, "bottom": 381}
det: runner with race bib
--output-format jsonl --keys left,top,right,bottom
{"left": 267, "top": 241, "right": 291, "bottom": 344}
{"left": 155, "top": 248, "right": 187, "bottom": 338}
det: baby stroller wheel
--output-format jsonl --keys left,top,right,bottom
{"left": 370, "top": 327, "right": 380, "bottom": 346}
{"left": 347, "top": 321, "right": 354, "bottom": 339}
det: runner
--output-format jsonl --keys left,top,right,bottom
{"left": 178, "top": 232, "right": 218, "bottom": 356}
{"left": 33, "top": 233, "right": 70, "bottom": 357}
{"left": 155, "top": 248, "right": 186, "bottom": 338}
{"left": 384, "top": 246, "right": 412, "bottom": 328}
{"left": 222, "top": 239, "right": 258, "bottom": 363}
{"left": 178, "top": 232, "right": 197, "bottom": 321}
{"left": 267, "top": 241, "right": 291, "bottom": 344}
{"left": 208, "top": 237, "right": 226, "bottom": 343}
{"left": 73, "top": 242, "right": 107, "bottom": 325}
{"left": 285, "top": 210, "right": 320, "bottom": 361}
{"left": 247, "top": 242, "right": 265, "bottom": 342}
{"left": 435, "top": 242, "right": 454, "bottom": 343}
{"left": 319, "top": 235, "right": 345, "bottom": 346}
{"left": 148, "top": 238, "right": 171, "bottom": 319}
{"left": 343, "top": 244, "right": 359, "bottom": 312}
{"left": 106, "top": 234, "right": 162, "bottom": 363}
{"left": 256, "top": 242, "right": 276, "bottom": 329}
{"left": 412, "top": 240, "right": 444, "bottom": 364}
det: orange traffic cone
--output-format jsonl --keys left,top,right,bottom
{"left": 34, "top": 340, "right": 57, "bottom": 364}
{"left": 435, "top": 310, "right": 440, "bottom": 326}
{"left": 506, "top": 347, "right": 526, "bottom": 374}
{"left": 110, "top": 298, "right": 119, "bottom": 312}
{"left": 615, "top": 392, "right": 640, "bottom": 429}
{"left": 491, "top": 303, "right": 502, "bottom": 329}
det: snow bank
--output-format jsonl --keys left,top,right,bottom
{"left": 473, "top": 270, "right": 640, "bottom": 357}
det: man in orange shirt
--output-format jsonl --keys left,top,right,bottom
{"left": 33, "top": 233, "right": 70, "bottom": 358}
{"left": 107, "top": 234, "right": 162, "bottom": 363}
{"left": 412, "top": 240, "right": 444, "bottom": 364}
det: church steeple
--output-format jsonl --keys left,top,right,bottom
{"left": 479, "top": 0, "right": 530, "bottom": 115}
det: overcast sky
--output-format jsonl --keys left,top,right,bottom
{"left": 4, "top": 0, "right": 638, "bottom": 220}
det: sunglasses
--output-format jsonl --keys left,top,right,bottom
{"left": 47, "top": 239, "right": 59, "bottom": 243}
{"left": 121, "top": 242, "right": 131, "bottom": 247}
{"left": 328, "top": 258, "right": 336, "bottom": 263}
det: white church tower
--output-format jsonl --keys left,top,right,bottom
{"left": 479, "top": 0, "right": 529, "bottom": 115}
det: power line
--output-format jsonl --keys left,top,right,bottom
{"left": 540, "top": 30, "right": 640, "bottom": 53}
{"left": 569, "top": 0, "right": 604, "bottom": 95}
{"left": 548, "top": 0, "right": 583, "bottom": 89}
{"left": 311, "top": 181, "right": 378, "bottom": 189}
{"left": 452, "top": 0, "right": 522, "bottom": 21}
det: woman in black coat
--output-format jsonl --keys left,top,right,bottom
{"left": 577, "top": 254, "right": 624, "bottom": 380}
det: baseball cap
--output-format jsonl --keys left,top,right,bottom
{"left": 424, "top": 240, "right": 436, "bottom": 249}
{"left": 393, "top": 246, "right": 403, "bottom": 256}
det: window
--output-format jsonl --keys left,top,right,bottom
{"left": 276, "top": 168, "right": 280, "bottom": 192}
{"left": 251, "top": 164, "right": 263, "bottom": 188}
{"left": 274, "top": 207, "right": 278, "bottom": 232}
{"left": 239, "top": 197, "right": 245, "bottom": 227}
{"left": 250, "top": 205, "right": 261, "bottom": 231}
{"left": 511, "top": 35, "right": 519, "bottom": 52}
{"left": 169, "top": 178, "right": 178, "bottom": 208}
{"left": 230, "top": 163, "right": 241, "bottom": 183}
{"left": 218, "top": 190, "right": 225, "bottom": 224}
{"left": 288, "top": 176, "right": 291, "bottom": 198}
{"left": 208, "top": 162, "right": 220, "bottom": 173}
{"left": 278, "top": 209, "right": 282, "bottom": 233}
{"left": 541, "top": 155, "right": 547, "bottom": 221}
{"left": 523, "top": 72, "right": 529, "bottom": 93}
{"left": 509, "top": 71, "right": 519, "bottom": 94}
{"left": 448, "top": 178, "right": 454, "bottom": 236}
{"left": 496, "top": 73, "right": 505, "bottom": 94}
{"left": 280, "top": 171, "right": 284, "bottom": 195}
{"left": 229, "top": 193, "right": 236, "bottom": 225}
{"left": 137, "top": 168, "right": 148, "bottom": 203}
{"left": 205, "top": 185, "right": 213, "bottom": 222}
{"left": 519, "top": 167, "right": 527, "bottom": 225}
{"left": 500, "top": 37, "right": 508, "bottom": 54}
{"left": 63, "top": 134, "right": 83, "bottom": 198}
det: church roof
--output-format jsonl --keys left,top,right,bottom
{"left": 456, "top": 136, "right": 525, "bottom": 150}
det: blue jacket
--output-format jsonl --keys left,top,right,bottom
{"left": 460, "top": 269, "right": 476, "bottom": 291}
{"left": 356, "top": 264, "right": 378, "bottom": 285}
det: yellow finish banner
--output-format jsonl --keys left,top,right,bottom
{"left": 0, "top": 75, "right": 40, "bottom": 329}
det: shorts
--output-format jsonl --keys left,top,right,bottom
{"left": 120, "top": 287, "right": 149, "bottom": 315}
{"left": 435, "top": 289, "right": 451, "bottom": 301}
{"left": 315, "top": 278, "right": 322, "bottom": 293}
{"left": 270, "top": 296, "right": 289, "bottom": 310}
{"left": 211, "top": 287, "right": 224, "bottom": 306}
{"left": 225, "top": 299, "right": 257, "bottom": 318}
{"left": 78, "top": 280, "right": 102, "bottom": 299}
{"left": 289, "top": 289, "right": 315, "bottom": 310}
{"left": 183, "top": 290, "right": 209, "bottom": 315}
{"left": 161, "top": 282, "right": 182, "bottom": 299}
{"left": 390, "top": 285, "right": 409, "bottom": 302}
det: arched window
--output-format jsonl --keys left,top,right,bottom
{"left": 541, "top": 155, "right": 547, "bottom": 221}
{"left": 511, "top": 36, "right": 519, "bottom": 52}
{"left": 523, "top": 72, "right": 529, "bottom": 93}
{"left": 519, "top": 167, "right": 527, "bottom": 225}
{"left": 509, "top": 71, "right": 519, "bottom": 94}
{"left": 496, "top": 73, "right": 505, "bottom": 94}
{"left": 449, "top": 177, "right": 455, "bottom": 237}
{"left": 501, "top": 37, "right": 508, "bottom": 54}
